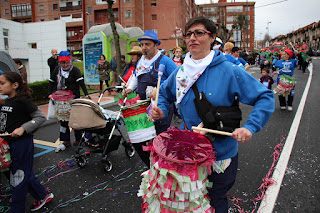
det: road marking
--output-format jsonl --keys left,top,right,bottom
{"left": 34, "top": 144, "right": 56, "bottom": 158}
{"left": 258, "top": 63, "right": 313, "bottom": 212}
{"left": 34, "top": 138, "right": 60, "bottom": 148}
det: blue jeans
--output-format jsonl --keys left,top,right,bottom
{"left": 10, "top": 136, "right": 47, "bottom": 213}
{"left": 208, "top": 154, "right": 238, "bottom": 213}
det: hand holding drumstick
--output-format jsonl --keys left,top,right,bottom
{"left": 192, "top": 122, "right": 252, "bottom": 142}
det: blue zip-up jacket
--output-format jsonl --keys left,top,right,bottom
{"left": 157, "top": 50, "right": 275, "bottom": 160}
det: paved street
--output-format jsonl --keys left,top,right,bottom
{"left": 0, "top": 59, "right": 319, "bottom": 213}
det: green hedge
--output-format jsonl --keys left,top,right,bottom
{"left": 29, "top": 80, "right": 49, "bottom": 101}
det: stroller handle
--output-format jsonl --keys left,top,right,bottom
{"left": 98, "top": 86, "right": 125, "bottom": 105}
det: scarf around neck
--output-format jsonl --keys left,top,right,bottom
{"left": 176, "top": 51, "right": 215, "bottom": 103}
{"left": 135, "top": 50, "right": 161, "bottom": 77}
{"left": 57, "top": 65, "right": 73, "bottom": 90}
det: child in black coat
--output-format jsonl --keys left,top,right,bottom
{"left": 259, "top": 67, "right": 274, "bottom": 90}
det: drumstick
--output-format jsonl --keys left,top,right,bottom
{"left": 118, "top": 75, "right": 127, "bottom": 86}
{"left": 155, "top": 64, "right": 165, "bottom": 107}
{"left": 191, "top": 126, "right": 233, "bottom": 137}
{"left": 0, "top": 133, "right": 11, "bottom": 137}
{"left": 289, "top": 42, "right": 297, "bottom": 52}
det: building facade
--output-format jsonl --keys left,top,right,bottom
{"left": 1, "top": 0, "right": 201, "bottom": 52}
{"left": 270, "top": 21, "right": 320, "bottom": 51}
{"left": 198, "top": 0, "right": 255, "bottom": 50}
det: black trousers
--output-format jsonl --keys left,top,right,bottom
{"left": 278, "top": 88, "right": 294, "bottom": 107}
{"left": 208, "top": 154, "right": 238, "bottom": 213}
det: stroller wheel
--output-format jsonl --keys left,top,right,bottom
{"left": 125, "top": 144, "right": 135, "bottom": 158}
{"left": 77, "top": 156, "right": 87, "bottom": 168}
{"left": 104, "top": 160, "right": 113, "bottom": 172}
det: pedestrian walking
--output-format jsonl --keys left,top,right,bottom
{"left": 122, "top": 30, "right": 177, "bottom": 168}
{"left": 13, "top": 59, "right": 27, "bottom": 83}
{"left": 150, "top": 16, "right": 274, "bottom": 212}
{"left": 47, "top": 48, "right": 59, "bottom": 76}
{"left": 0, "top": 72, "right": 53, "bottom": 212}
{"left": 48, "top": 51, "right": 90, "bottom": 150}
{"left": 97, "top": 54, "right": 110, "bottom": 95}
{"left": 273, "top": 49, "right": 298, "bottom": 111}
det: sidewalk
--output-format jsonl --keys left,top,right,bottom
{"left": 39, "top": 91, "right": 118, "bottom": 126}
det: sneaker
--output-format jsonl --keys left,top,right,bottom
{"left": 287, "top": 106, "right": 293, "bottom": 111}
{"left": 73, "top": 140, "right": 80, "bottom": 146}
{"left": 280, "top": 106, "right": 286, "bottom": 110}
{"left": 55, "top": 143, "right": 66, "bottom": 153}
{"left": 30, "top": 190, "right": 54, "bottom": 211}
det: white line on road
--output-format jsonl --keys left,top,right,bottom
{"left": 258, "top": 63, "right": 313, "bottom": 212}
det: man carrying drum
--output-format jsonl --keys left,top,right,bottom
{"left": 122, "top": 30, "right": 177, "bottom": 168}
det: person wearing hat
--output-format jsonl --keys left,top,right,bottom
{"left": 48, "top": 51, "right": 90, "bottom": 150}
{"left": 122, "top": 30, "right": 177, "bottom": 167}
{"left": 13, "top": 58, "right": 28, "bottom": 83}
{"left": 119, "top": 46, "right": 143, "bottom": 84}
{"left": 273, "top": 49, "right": 298, "bottom": 111}
{"left": 213, "top": 39, "right": 245, "bottom": 70}
{"left": 172, "top": 47, "right": 184, "bottom": 66}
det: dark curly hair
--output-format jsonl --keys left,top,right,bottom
{"left": 2, "top": 72, "right": 32, "bottom": 101}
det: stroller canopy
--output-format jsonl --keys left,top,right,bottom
{"left": 0, "top": 51, "right": 20, "bottom": 73}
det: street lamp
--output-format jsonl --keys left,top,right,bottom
{"left": 266, "top": 21, "right": 271, "bottom": 47}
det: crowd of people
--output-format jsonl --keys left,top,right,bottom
{"left": 0, "top": 15, "right": 314, "bottom": 213}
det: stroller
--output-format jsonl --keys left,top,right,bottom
{"left": 69, "top": 86, "right": 135, "bottom": 172}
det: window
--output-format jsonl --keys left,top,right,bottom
{"left": 125, "top": 25, "right": 132, "bottom": 28}
{"left": 226, "top": 16, "right": 235, "bottom": 22}
{"left": 88, "top": 21, "right": 93, "bottom": 29}
{"left": 151, "top": 14, "right": 157, "bottom": 20}
{"left": 72, "top": 13, "right": 82, "bottom": 18}
{"left": 5, "top": 9, "right": 9, "bottom": 15}
{"left": 54, "top": 17, "right": 59, "bottom": 20}
{"left": 152, "top": 28, "right": 158, "bottom": 34}
{"left": 124, "top": 0, "right": 131, "bottom": 2}
{"left": 11, "top": 4, "right": 32, "bottom": 17}
{"left": 66, "top": 2, "right": 72, "bottom": 7}
{"left": 30, "top": 43, "right": 37, "bottom": 49}
{"left": 53, "top": 4, "right": 58, "bottom": 10}
{"left": 3, "top": 29, "right": 9, "bottom": 50}
{"left": 40, "top": 19, "right": 44, "bottom": 21}
{"left": 87, "top": 7, "right": 92, "bottom": 14}
{"left": 226, "top": 24, "right": 233, "bottom": 30}
{"left": 226, "top": 6, "right": 243, "bottom": 13}
{"left": 151, "top": 2, "right": 156, "bottom": 6}
{"left": 114, "top": 11, "right": 118, "bottom": 18}
{"left": 39, "top": 5, "right": 44, "bottom": 12}
{"left": 245, "top": 6, "right": 250, "bottom": 12}
{"left": 125, "top": 10, "right": 131, "bottom": 18}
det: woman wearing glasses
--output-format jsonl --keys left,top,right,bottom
{"left": 48, "top": 51, "right": 90, "bottom": 150}
{"left": 151, "top": 17, "right": 274, "bottom": 212}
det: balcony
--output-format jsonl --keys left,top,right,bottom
{"left": 67, "top": 32, "right": 84, "bottom": 41}
{"left": 60, "top": 5, "right": 82, "bottom": 12}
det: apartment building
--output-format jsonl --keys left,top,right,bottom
{"left": 198, "top": 0, "right": 255, "bottom": 50}
{"left": 1, "top": 0, "right": 201, "bottom": 52}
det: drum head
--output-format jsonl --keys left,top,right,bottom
{"left": 153, "top": 130, "right": 213, "bottom": 164}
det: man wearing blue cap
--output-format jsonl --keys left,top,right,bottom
{"left": 123, "top": 30, "right": 177, "bottom": 167}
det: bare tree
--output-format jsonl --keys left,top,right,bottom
{"left": 233, "top": 14, "right": 248, "bottom": 49}
{"left": 106, "top": 0, "right": 121, "bottom": 79}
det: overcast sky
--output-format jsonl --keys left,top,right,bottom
{"left": 195, "top": 0, "right": 320, "bottom": 40}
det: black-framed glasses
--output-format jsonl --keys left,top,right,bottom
{"left": 183, "top": 29, "right": 211, "bottom": 39}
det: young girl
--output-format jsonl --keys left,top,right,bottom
{"left": 0, "top": 72, "right": 53, "bottom": 212}
{"left": 259, "top": 67, "right": 274, "bottom": 90}
{"left": 273, "top": 49, "right": 298, "bottom": 111}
